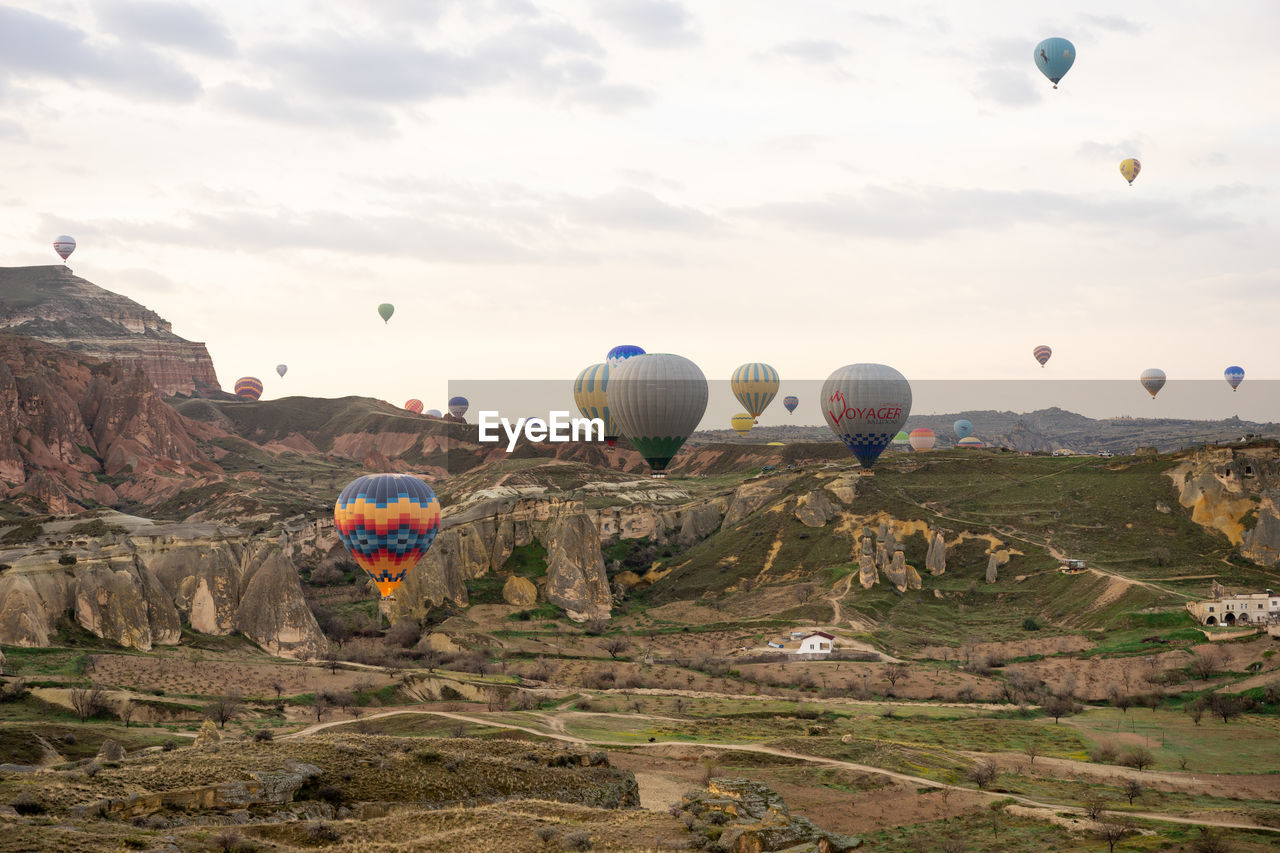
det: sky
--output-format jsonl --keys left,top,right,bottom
{"left": 2, "top": 1, "right": 1278, "bottom": 425}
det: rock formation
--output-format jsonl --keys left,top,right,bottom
{"left": 795, "top": 489, "right": 837, "bottom": 527}
{"left": 544, "top": 514, "right": 612, "bottom": 622}
{"left": 986, "top": 550, "right": 1009, "bottom": 583}
{"left": 234, "top": 548, "right": 326, "bottom": 660}
{"left": 0, "top": 265, "right": 220, "bottom": 396}
{"left": 926, "top": 530, "right": 946, "bottom": 575}
{"left": 857, "top": 531, "right": 877, "bottom": 589}
{"left": 1168, "top": 446, "right": 1280, "bottom": 567}
{"left": 680, "top": 779, "right": 861, "bottom": 852}
{"left": 883, "top": 549, "right": 922, "bottom": 593}
{"left": 502, "top": 575, "right": 537, "bottom": 606}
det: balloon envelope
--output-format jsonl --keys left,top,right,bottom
{"left": 1120, "top": 158, "right": 1141, "bottom": 185}
{"left": 1224, "top": 366, "right": 1244, "bottom": 391}
{"left": 783, "top": 395, "right": 799, "bottom": 413}
{"left": 447, "top": 396, "right": 469, "bottom": 418}
{"left": 573, "top": 363, "right": 617, "bottom": 443}
{"left": 954, "top": 419, "right": 973, "bottom": 440}
{"left": 820, "top": 363, "right": 912, "bottom": 469}
{"left": 1034, "top": 37, "right": 1075, "bottom": 86}
{"left": 404, "top": 399, "right": 424, "bottom": 414}
{"left": 234, "top": 377, "right": 263, "bottom": 400}
{"left": 1140, "top": 368, "right": 1167, "bottom": 398}
{"left": 425, "top": 409, "right": 442, "bottom": 417}
{"left": 609, "top": 353, "right": 708, "bottom": 476}
{"left": 606, "top": 344, "right": 645, "bottom": 368}
{"left": 957, "top": 437, "right": 985, "bottom": 448}
{"left": 731, "top": 413, "right": 754, "bottom": 436}
{"left": 908, "top": 428, "right": 936, "bottom": 451}
{"left": 378, "top": 303, "right": 395, "bottom": 323}
{"left": 334, "top": 473, "right": 440, "bottom": 599}
{"left": 53, "top": 236, "right": 76, "bottom": 261}
{"left": 275, "top": 364, "right": 288, "bottom": 378}
{"left": 731, "top": 362, "right": 780, "bottom": 419}
{"left": 893, "top": 431, "right": 910, "bottom": 445}
{"left": 1033, "top": 345, "right": 1052, "bottom": 367}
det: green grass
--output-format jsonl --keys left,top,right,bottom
{"left": 1065, "top": 706, "right": 1280, "bottom": 773}
{"left": 503, "top": 541, "right": 548, "bottom": 578}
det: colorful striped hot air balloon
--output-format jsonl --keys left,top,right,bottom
{"left": 1120, "top": 158, "right": 1141, "bottom": 185}
{"left": 334, "top": 473, "right": 441, "bottom": 599}
{"left": 1224, "top": 366, "right": 1244, "bottom": 392}
{"left": 573, "top": 363, "right": 617, "bottom": 446}
{"left": 957, "top": 436, "right": 985, "bottom": 448}
{"left": 731, "top": 413, "right": 754, "bottom": 436}
{"left": 1140, "top": 368, "right": 1166, "bottom": 399}
{"left": 404, "top": 399, "right": 424, "bottom": 414}
{"left": 53, "top": 235, "right": 76, "bottom": 261}
{"left": 1033, "top": 345, "right": 1052, "bottom": 367}
{"left": 731, "top": 362, "right": 780, "bottom": 421}
{"left": 821, "top": 363, "right": 912, "bottom": 469}
{"left": 609, "top": 353, "right": 708, "bottom": 477}
{"left": 447, "top": 396, "right": 469, "bottom": 418}
{"left": 606, "top": 344, "right": 645, "bottom": 368}
{"left": 234, "top": 377, "right": 263, "bottom": 400}
{"left": 908, "top": 428, "right": 936, "bottom": 451}
{"left": 1034, "top": 37, "right": 1075, "bottom": 88}
{"left": 783, "top": 395, "right": 799, "bottom": 414}
{"left": 954, "top": 419, "right": 973, "bottom": 440}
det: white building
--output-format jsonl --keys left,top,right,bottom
{"left": 1186, "top": 586, "right": 1280, "bottom": 626}
{"left": 797, "top": 632, "right": 835, "bottom": 654}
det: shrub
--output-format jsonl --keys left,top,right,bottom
{"left": 253, "top": 729, "right": 273, "bottom": 742}
{"left": 1118, "top": 747, "right": 1154, "bottom": 771}
{"left": 1021, "top": 617, "right": 1040, "bottom": 631}
{"left": 965, "top": 759, "right": 998, "bottom": 790}
{"left": 314, "top": 785, "right": 344, "bottom": 805}
{"left": 161, "top": 740, "right": 178, "bottom": 752}
{"left": 1089, "top": 743, "right": 1118, "bottom": 764}
{"left": 211, "top": 829, "right": 255, "bottom": 853}
{"left": 535, "top": 826, "right": 558, "bottom": 844}
{"left": 563, "top": 831, "right": 593, "bottom": 851}
{"left": 306, "top": 822, "right": 340, "bottom": 843}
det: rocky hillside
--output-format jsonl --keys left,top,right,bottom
{"left": 0, "top": 265, "right": 220, "bottom": 396}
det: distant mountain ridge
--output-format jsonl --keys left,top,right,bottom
{"left": 0, "top": 265, "right": 220, "bottom": 396}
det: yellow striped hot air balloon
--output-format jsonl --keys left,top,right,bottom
{"left": 731, "top": 413, "right": 754, "bottom": 436}
{"left": 731, "top": 362, "right": 780, "bottom": 421}
{"left": 573, "top": 363, "right": 618, "bottom": 446}
{"left": 1119, "top": 158, "right": 1141, "bottom": 185}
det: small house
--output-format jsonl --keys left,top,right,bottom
{"left": 797, "top": 632, "right": 835, "bottom": 654}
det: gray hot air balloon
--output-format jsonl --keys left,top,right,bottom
{"left": 1139, "top": 368, "right": 1166, "bottom": 399}
{"left": 820, "top": 363, "right": 912, "bottom": 469}
{"left": 608, "top": 353, "right": 708, "bottom": 478}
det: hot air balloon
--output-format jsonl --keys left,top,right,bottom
{"left": 425, "top": 409, "right": 442, "bottom": 418}
{"left": 731, "top": 362, "right": 780, "bottom": 421}
{"left": 731, "top": 413, "right": 754, "bottom": 436}
{"left": 1120, "top": 158, "right": 1141, "bottom": 185}
{"left": 1140, "top": 368, "right": 1166, "bottom": 399}
{"left": 821, "top": 363, "right": 912, "bottom": 469}
{"left": 404, "top": 399, "right": 424, "bottom": 414}
{"left": 573, "top": 363, "right": 618, "bottom": 446}
{"left": 1224, "top": 366, "right": 1244, "bottom": 392}
{"left": 1034, "top": 37, "right": 1075, "bottom": 88}
{"left": 606, "top": 344, "right": 645, "bottom": 368}
{"left": 334, "top": 473, "right": 440, "bottom": 599}
{"left": 1033, "top": 345, "right": 1052, "bottom": 367}
{"left": 783, "top": 395, "right": 799, "bottom": 414}
{"left": 447, "top": 396, "right": 469, "bottom": 418}
{"left": 378, "top": 303, "right": 395, "bottom": 323}
{"left": 893, "top": 430, "right": 910, "bottom": 446}
{"left": 954, "top": 419, "right": 973, "bottom": 440}
{"left": 609, "top": 353, "right": 708, "bottom": 477}
{"left": 234, "top": 377, "right": 263, "bottom": 400}
{"left": 908, "top": 428, "right": 936, "bottom": 451}
{"left": 957, "top": 436, "right": 985, "bottom": 448}
{"left": 276, "top": 364, "right": 288, "bottom": 378}
{"left": 53, "top": 235, "right": 76, "bottom": 261}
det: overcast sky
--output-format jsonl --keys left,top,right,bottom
{"left": 2, "top": 1, "right": 1277, "bottom": 424}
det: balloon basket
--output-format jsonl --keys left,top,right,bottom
{"left": 651, "top": 472, "right": 667, "bottom": 479}
{"left": 858, "top": 469, "right": 876, "bottom": 478}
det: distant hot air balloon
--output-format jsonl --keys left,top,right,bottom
{"left": 1034, "top": 37, "right": 1075, "bottom": 88}
{"left": 573, "top": 363, "right": 618, "bottom": 446}
{"left": 954, "top": 419, "right": 973, "bottom": 440}
{"left": 1033, "top": 345, "right": 1052, "bottom": 368}
{"left": 276, "top": 364, "right": 288, "bottom": 378}
{"left": 731, "top": 362, "right": 780, "bottom": 421}
{"left": 1224, "top": 366, "right": 1244, "bottom": 392}
{"left": 957, "top": 436, "right": 985, "bottom": 448}
{"left": 1140, "top": 368, "right": 1167, "bottom": 399}
{"left": 893, "top": 431, "right": 910, "bottom": 446}
{"left": 731, "top": 413, "right": 754, "bottom": 436}
{"left": 1120, "top": 158, "right": 1141, "bottom": 185}
{"left": 606, "top": 344, "right": 645, "bottom": 368}
{"left": 821, "top": 363, "right": 912, "bottom": 469}
{"left": 447, "top": 396, "right": 469, "bottom": 418}
{"left": 783, "top": 395, "right": 799, "bottom": 414}
{"left": 425, "top": 408, "right": 442, "bottom": 418}
{"left": 609, "top": 353, "right": 708, "bottom": 477}
{"left": 908, "top": 428, "right": 936, "bottom": 451}
{"left": 53, "top": 235, "right": 76, "bottom": 262}
{"left": 378, "top": 303, "right": 395, "bottom": 323}
{"left": 404, "top": 399, "right": 424, "bottom": 414}
{"left": 334, "top": 473, "right": 440, "bottom": 599}
{"left": 234, "top": 377, "right": 263, "bottom": 400}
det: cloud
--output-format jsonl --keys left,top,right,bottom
{"left": 737, "top": 185, "right": 1242, "bottom": 240}
{"left": 564, "top": 188, "right": 715, "bottom": 232}
{"left": 592, "top": 0, "right": 698, "bottom": 48}
{"left": 0, "top": 117, "right": 25, "bottom": 141}
{"left": 0, "top": 6, "right": 202, "bottom": 100}
{"left": 1079, "top": 14, "right": 1145, "bottom": 35}
{"left": 1076, "top": 139, "right": 1143, "bottom": 160}
{"left": 94, "top": 0, "right": 236, "bottom": 57}
{"left": 971, "top": 68, "right": 1040, "bottom": 106}
{"left": 773, "top": 39, "right": 849, "bottom": 66}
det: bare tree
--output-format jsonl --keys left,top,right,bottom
{"left": 965, "top": 759, "right": 998, "bottom": 790}
{"left": 118, "top": 699, "right": 135, "bottom": 729}
{"left": 313, "top": 698, "right": 330, "bottom": 722}
{"left": 1042, "top": 695, "right": 1075, "bottom": 722}
{"left": 883, "top": 663, "right": 908, "bottom": 688}
{"left": 1108, "top": 688, "right": 1134, "bottom": 714}
{"left": 1122, "top": 777, "right": 1144, "bottom": 805}
{"left": 1023, "top": 741, "right": 1040, "bottom": 764}
{"left": 204, "top": 694, "right": 244, "bottom": 729}
{"left": 601, "top": 637, "right": 631, "bottom": 661}
{"left": 1209, "top": 693, "right": 1247, "bottom": 723}
{"left": 69, "top": 685, "right": 109, "bottom": 722}
{"left": 271, "top": 682, "right": 285, "bottom": 702}
{"left": 1083, "top": 796, "right": 1108, "bottom": 820}
{"left": 1187, "top": 700, "right": 1205, "bottom": 726}
{"left": 1190, "top": 647, "right": 1224, "bottom": 681}
{"left": 1097, "top": 819, "right": 1134, "bottom": 853}
{"left": 1119, "top": 747, "right": 1155, "bottom": 771}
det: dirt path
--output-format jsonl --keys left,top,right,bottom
{"left": 284, "top": 708, "right": 1279, "bottom": 832}
{"left": 824, "top": 572, "right": 856, "bottom": 624}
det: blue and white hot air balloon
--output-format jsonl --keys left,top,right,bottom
{"left": 1224, "top": 366, "right": 1245, "bottom": 392}
{"left": 606, "top": 344, "right": 645, "bottom": 368}
{"left": 1034, "top": 37, "right": 1076, "bottom": 89}
{"left": 820, "top": 363, "right": 912, "bottom": 469}
{"left": 954, "top": 419, "right": 973, "bottom": 440}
